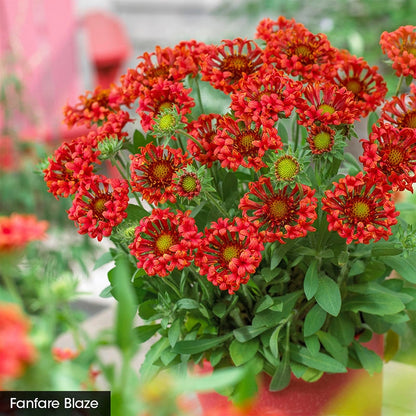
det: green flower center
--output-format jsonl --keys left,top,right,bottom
{"left": 318, "top": 104, "right": 336, "bottom": 114}
{"left": 351, "top": 200, "right": 370, "bottom": 220}
{"left": 222, "top": 244, "right": 240, "bottom": 262}
{"left": 387, "top": 148, "right": 404, "bottom": 166}
{"left": 275, "top": 156, "right": 299, "bottom": 181}
{"left": 181, "top": 175, "right": 198, "bottom": 193}
{"left": 269, "top": 198, "right": 289, "bottom": 219}
{"left": 313, "top": 132, "right": 332, "bottom": 151}
{"left": 158, "top": 113, "right": 176, "bottom": 131}
{"left": 156, "top": 233, "right": 174, "bottom": 254}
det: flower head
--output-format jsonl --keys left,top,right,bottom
{"left": 306, "top": 124, "right": 336, "bottom": 154}
{"left": 330, "top": 50, "right": 387, "bottom": 117}
{"left": 322, "top": 172, "right": 399, "bottom": 244}
{"left": 0, "top": 214, "right": 48, "bottom": 253}
{"left": 130, "top": 143, "right": 191, "bottom": 205}
{"left": 361, "top": 123, "right": 416, "bottom": 192}
{"left": 129, "top": 208, "right": 201, "bottom": 277}
{"left": 230, "top": 64, "right": 303, "bottom": 124}
{"left": 380, "top": 25, "right": 416, "bottom": 78}
{"left": 137, "top": 79, "right": 195, "bottom": 132}
{"left": 298, "top": 82, "right": 361, "bottom": 127}
{"left": 175, "top": 171, "right": 201, "bottom": 200}
{"left": 380, "top": 86, "right": 416, "bottom": 130}
{"left": 239, "top": 177, "right": 317, "bottom": 243}
{"left": 68, "top": 175, "right": 129, "bottom": 241}
{"left": 214, "top": 116, "right": 281, "bottom": 171}
{"left": 195, "top": 217, "right": 264, "bottom": 294}
{"left": 200, "top": 38, "right": 264, "bottom": 93}
{"left": 0, "top": 302, "right": 36, "bottom": 388}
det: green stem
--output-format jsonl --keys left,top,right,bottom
{"left": 394, "top": 74, "right": 404, "bottom": 97}
{"left": 177, "top": 129, "right": 204, "bottom": 151}
{"left": 204, "top": 191, "right": 229, "bottom": 217}
{"left": 192, "top": 75, "right": 205, "bottom": 115}
{"left": 1, "top": 272, "right": 23, "bottom": 306}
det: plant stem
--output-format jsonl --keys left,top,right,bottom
{"left": 394, "top": 74, "right": 404, "bottom": 97}
{"left": 177, "top": 129, "right": 204, "bottom": 151}
{"left": 204, "top": 191, "right": 229, "bottom": 217}
{"left": 192, "top": 75, "right": 205, "bottom": 115}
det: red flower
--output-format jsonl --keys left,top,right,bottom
{"left": 322, "top": 172, "right": 399, "bottom": 244}
{"left": 130, "top": 143, "right": 191, "bottom": 205}
{"left": 52, "top": 348, "right": 79, "bottom": 362}
{"left": 137, "top": 79, "right": 194, "bottom": 132}
{"left": 200, "top": 38, "right": 264, "bottom": 93}
{"left": 43, "top": 133, "right": 100, "bottom": 199}
{"left": 68, "top": 175, "right": 129, "bottom": 241}
{"left": 0, "top": 302, "right": 36, "bottom": 389}
{"left": 298, "top": 82, "right": 360, "bottom": 127}
{"left": 214, "top": 116, "right": 281, "bottom": 171}
{"left": 186, "top": 114, "right": 222, "bottom": 167}
{"left": 0, "top": 214, "right": 48, "bottom": 253}
{"left": 380, "top": 25, "right": 416, "bottom": 78}
{"left": 195, "top": 217, "right": 264, "bottom": 294}
{"left": 361, "top": 123, "right": 416, "bottom": 192}
{"left": 175, "top": 172, "right": 201, "bottom": 199}
{"left": 239, "top": 177, "right": 317, "bottom": 243}
{"left": 129, "top": 208, "right": 201, "bottom": 277}
{"left": 306, "top": 124, "right": 335, "bottom": 154}
{"left": 259, "top": 16, "right": 338, "bottom": 81}
{"left": 380, "top": 86, "right": 416, "bottom": 130}
{"left": 63, "top": 86, "right": 118, "bottom": 128}
{"left": 230, "top": 64, "right": 303, "bottom": 124}
{"left": 330, "top": 50, "right": 387, "bottom": 117}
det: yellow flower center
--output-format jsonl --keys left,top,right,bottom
{"left": 158, "top": 113, "right": 176, "bottom": 131}
{"left": 222, "top": 245, "right": 240, "bottom": 262}
{"left": 158, "top": 102, "right": 173, "bottom": 112}
{"left": 345, "top": 79, "right": 362, "bottom": 94}
{"left": 275, "top": 156, "right": 300, "bottom": 181}
{"left": 93, "top": 198, "right": 106, "bottom": 216}
{"left": 318, "top": 104, "right": 336, "bottom": 114}
{"left": 295, "top": 44, "right": 312, "bottom": 58}
{"left": 351, "top": 200, "right": 370, "bottom": 220}
{"left": 220, "top": 55, "right": 253, "bottom": 82}
{"left": 269, "top": 199, "right": 289, "bottom": 220}
{"left": 156, "top": 233, "right": 174, "bottom": 254}
{"left": 151, "top": 161, "right": 172, "bottom": 181}
{"left": 240, "top": 132, "right": 256, "bottom": 150}
{"left": 181, "top": 175, "right": 198, "bottom": 193}
{"left": 402, "top": 111, "right": 416, "bottom": 128}
{"left": 313, "top": 131, "right": 332, "bottom": 151}
{"left": 387, "top": 148, "right": 404, "bottom": 166}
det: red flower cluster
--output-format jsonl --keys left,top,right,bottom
{"left": 0, "top": 303, "right": 36, "bottom": 389}
{"left": 0, "top": 214, "right": 48, "bottom": 253}
{"left": 129, "top": 208, "right": 201, "bottom": 277}
{"left": 195, "top": 217, "right": 264, "bottom": 294}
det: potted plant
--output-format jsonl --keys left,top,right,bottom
{"left": 43, "top": 16, "right": 416, "bottom": 415}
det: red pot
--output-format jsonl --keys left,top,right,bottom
{"left": 196, "top": 334, "right": 383, "bottom": 416}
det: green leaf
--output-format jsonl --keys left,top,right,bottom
{"left": 176, "top": 298, "right": 200, "bottom": 310}
{"left": 317, "top": 331, "right": 348, "bottom": 366}
{"left": 269, "top": 325, "right": 283, "bottom": 359}
{"left": 230, "top": 338, "right": 259, "bottom": 366}
{"left": 168, "top": 319, "right": 181, "bottom": 347}
{"left": 371, "top": 242, "right": 402, "bottom": 257}
{"left": 270, "top": 350, "right": 291, "bottom": 391}
{"left": 94, "top": 251, "right": 114, "bottom": 270}
{"left": 315, "top": 276, "right": 341, "bottom": 316}
{"left": 255, "top": 295, "right": 274, "bottom": 313}
{"left": 278, "top": 123, "right": 288, "bottom": 143}
{"left": 290, "top": 345, "right": 347, "bottom": 373}
{"left": 234, "top": 325, "right": 269, "bottom": 342}
{"left": 140, "top": 337, "right": 170, "bottom": 382}
{"left": 173, "top": 334, "right": 232, "bottom": 354}
{"left": 304, "top": 335, "right": 320, "bottom": 355}
{"left": 367, "top": 112, "right": 379, "bottom": 136}
{"left": 382, "top": 253, "right": 416, "bottom": 283}
{"left": 99, "top": 285, "right": 113, "bottom": 298}
{"left": 135, "top": 324, "right": 161, "bottom": 343}
{"left": 328, "top": 313, "right": 355, "bottom": 346}
{"left": 303, "top": 304, "right": 327, "bottom": 337}
{"left": 133, "top": 129, "right": 147, "bottom": 149}
{"left": 304, "top": 259, "right": 320, "bottom": 300}
{"left": 352, "top": 340, "right": 383, "bottom": 375}
{"left": 213, "top": 303, "right": 227, "bottom": 318}
{"left": 343, "top": 292, "right": 405, "bottom": 316}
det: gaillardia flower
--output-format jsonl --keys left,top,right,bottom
{"left": 306, "top": 124, "right": 335, "bottom": 154}
{"left": 361, "top": 123, "right": 416, "bottom": 192}
{"left": 195, "top": 217, "right": 264, "bottom": 294}
{"left": 200, "top": 38, "right": 264, "bottom": 93}
{"left": 322, "top": 172, "right": 399, "bottom": 244}
{"left": 68, "top": 175, "right": 129, "bottom": 241}
{"left": 214, "top": 116, "right": 281, "bottom": 171}
{"left": 239, "top": 177, "right": 317, "bottom": 243}
{"left": 130, "top": 143, "right": 191, "bottom": 205}
{"left": 129, "top": 208, "right": 201, "bottom": 277}
{"left": 380, "top": 25, "right": 416, "bottom": 79}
